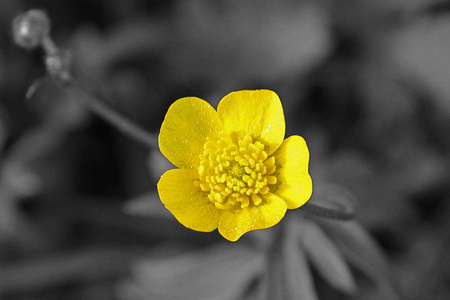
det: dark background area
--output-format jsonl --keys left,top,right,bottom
{"left": 1, "top": 0, "right": 450, "bottom": 299}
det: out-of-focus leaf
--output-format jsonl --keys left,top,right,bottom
{"left": 0, "top": 105, "right": 7, "bottom": 148}
{"left": 301, "top": 183, "right": 357, "bottom": 220}
{"left": 0, "top": 248, "right": 133, "bottom": 297}
{"left": 263, "top": 245, "right": 284, "bottom": 300}
{"left": 120, "top": 243, "right": 263, "bottom": 300}
{"left": 0, "top": 189, "right": 18, "bottom": 238}
{"left": 1, "top": 163, "right": 42, "bottom": 198}
{"left": 392, "top": 16, "right": 450, "bottom": 116}
{"left": 71, "top": 19, "right": 166, "bottom": 91}
{"left": 281, "top": 217, "right": 318, "bottom": 300}
{"left": 301, "top": 220, "right": 357, "bottom": 295}
{"left": 123, "top": 192, "right": 172, "bottom": 218}
{"left": 147, "top": 148, "right": 175, "bottom": 184}
{"left": 171, "top": 0, "right": 331, "bottom": 92}
{"left": 318, "top": 220, "right": 400, "bottom": 300}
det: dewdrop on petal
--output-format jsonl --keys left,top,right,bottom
{"left": 13, "top": 9, "right": 51, "bottom": 49}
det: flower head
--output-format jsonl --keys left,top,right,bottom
{"left": 13, "top": 10, "right": 51, "bottom": 49}
{"left": 157, "top": 90, "right": 312, "bottom": 241}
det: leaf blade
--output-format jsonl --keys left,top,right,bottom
{"left": 301, "top": 220, "right": 357, "bottom": 295}
{"left": 318, "top": 220, "right": 400, "bottom": 300}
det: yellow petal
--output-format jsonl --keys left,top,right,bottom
{"left": 273, "top": 135, "right": 312, "bottom": 209}
{"left": 217, "top": 90, "right": 285, "bottom": 155}
{"left": 157, "top": 169, "right": 220, "bottom": 232}
{"left": 218, "top": 193, "right": 287, "bottom": 241}
{"left": 159, "top": 97, "right": 222, "bottom": 168}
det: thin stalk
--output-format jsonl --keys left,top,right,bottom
{"left": 63, "top": 84, "right": 158, "bottom": 149}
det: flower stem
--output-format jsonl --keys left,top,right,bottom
{"left": 63, "top": 84, "right": 157, "bottom": 149}
{"left": 13, "top": 9, "right": 157, "bottom": 149}
{"left": 41, "top": 35, "right": 58, "bottom": 56}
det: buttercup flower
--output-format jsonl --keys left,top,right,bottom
{"left": 157, "top": 90, "right": 312, "bottom": 241}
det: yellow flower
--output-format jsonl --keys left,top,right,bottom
{"left": 157, "top": 90, "right": 312, "bottom": 241}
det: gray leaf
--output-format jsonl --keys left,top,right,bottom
{"left": 318, "top": 220, "right": 400, "bottom": 300}
{"left": 282, "top": 217, "right": 319, "bottom": 300}
{"left": 301, "top": 220, "right": 357, "bottom": 295}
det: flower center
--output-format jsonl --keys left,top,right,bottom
{"left": 194, "top": 135, "right": 277, "bottom": 210}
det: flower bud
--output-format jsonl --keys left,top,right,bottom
{"left": 12, "top": 9, "right": 51, "bottom": 49}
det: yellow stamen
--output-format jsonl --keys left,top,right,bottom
{"left": 196, "top": 134, "right": 278, "bottom": 210}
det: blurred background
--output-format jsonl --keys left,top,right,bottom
{"left": 1, "top": 0, "right": 450, "bottom": 299}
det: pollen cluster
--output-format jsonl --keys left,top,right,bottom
{"left": 194, "top": 135, "right": 277, "bottom": 210}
